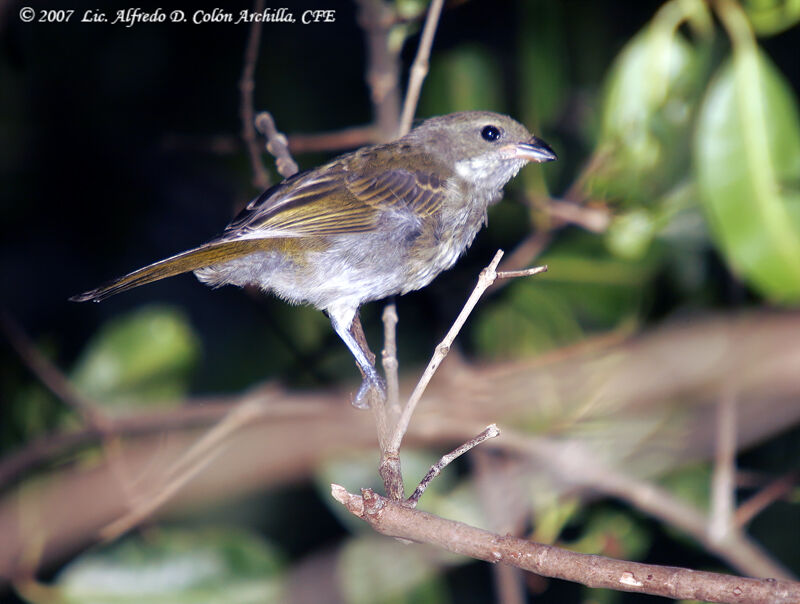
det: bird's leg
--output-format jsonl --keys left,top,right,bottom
{"left": 329, "top": 307, "right": 386, "bottom": 409}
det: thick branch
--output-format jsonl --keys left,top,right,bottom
{"left": 333, "top": 487, "right": 800, "bottom": 604}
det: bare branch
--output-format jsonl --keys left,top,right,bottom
{"left": 381, "top": 302, "right": 401, "bottom": 425}
{"left": 488, "top": 231, "right": 551, "bottom": 294}
{"left": 388, "top": 250, "right": 506, "bottom": 453}
{"left": 332, "top": 486, "right": 800, "bottom": 603}
{"left": 239, "top": 0, "right": 270, "bottom": 189}
{"left": 398, "top": 0, "right": 445, "bottom": 136}
{"left": 288, "top": 124, "right": 380, "bottom": 153}
{"left": 406, "top": 424, "right": 500, "bottom": 507}
{"left": 546, "top": 199, "right": 611, "bottom": 232}
{"left": 99, "top": 399, "right": 267, "bottom": 540}
{"left": 736, "top": 471, "right": 800, "bottom": 528}
{"left": 497, "top": 265, "right": 548, "bottom": 280}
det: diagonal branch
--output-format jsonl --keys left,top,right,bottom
{"left": 333, "top": 486, "right": 800, "bottom": 603}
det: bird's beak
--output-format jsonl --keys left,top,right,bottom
{"left": 515, "top": 136, "right": 557, "bottom": 163}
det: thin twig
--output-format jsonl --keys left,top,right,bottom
{"left": 397, "top": 0, "right": 445, "bottom": 136}
{"left": 333, "top": 486, "right": 800, "bottom": 603}
{"left": 497, "top": 265, "right": 549, "bottom": 279}
{"left": 387, "top": 254, "right": 548, "bottom": 454}
{"left": 255, "top": 112, "right": 299, "bottom": 178}
{"left": 99, "top": 399, "right": 266, "bottom": 540}
{"left": 406, "top": 424, "right": 500, "bottom": 507}
{"left": 710, "top": 385, "right": 737, "bottom": 544}
{"left": 239, "top": 0, "right": 270, "bottom": 190}
{"left": 288, "top": 124, "right": 380, "bottom": 154}
{"left": 1, "top": 313, "right": 107, "bottom": 430}
{"left": 736, "top": 470, "right": 800, "bottom": 528}
{"left": 387, "top": 250, "right": 505, "bottom": 452}
{"left": 487, "top": 231, "right": 551, "bottom": 294}
{"left": 381, "top": 302, "right": 401, "bottom": 427}
{"left": 546, "top": 199, "right": 611, "bottom": 232}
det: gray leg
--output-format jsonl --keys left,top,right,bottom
{"left": 329, "top": 306, "right": 386, "bottom": 409}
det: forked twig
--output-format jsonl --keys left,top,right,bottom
{"left": 387, "top": 251, "right": 547, "bottom": 453}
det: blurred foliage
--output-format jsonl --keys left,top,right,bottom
{"left": 70, "top": 306, "right": 200, "bottom": 410}
{"left": 3, "top": 0, "right": 800, "bottom": 602}
{"left": 44, "top": 527, "right": 284, "bottom": 604}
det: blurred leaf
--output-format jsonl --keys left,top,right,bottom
{"left": 474, "top": 236, "right": 656, "bottom": 359}
{"left": 589, "top": 23, "right": 707, "bottom": 204}
{"left": 50, "top": 527, "right": 284, "bottom": 604}
{"left": 695, "top": 50, "right": 800, "bottom": 302}
{"left": 605, "top": 209, "right": 658, "bottom": 260}
{"left": 71, "top": 306, "right": 200, "bottom": 409}
{"left": 658, "top": 463, "right": 712, "bottom": 511}
{"left": 420, "top": 45, "right": 503, "bottom": 116}
{"left": 606, "top": 179, "right": 701, "bottom": 260}
{"left": 532, "top": 496, "right": 581, "bottom": 545}
{"left": 339, "top": 535, "right": 451, "bottom": 604}
{"left": 742, "top": 0, "right": 800, "bottom": 35}
{"left": 566, "top": 508, "right": 651, "bottom": 561}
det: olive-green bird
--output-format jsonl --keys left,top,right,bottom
{"left": 72, "top": 111, "right": 557, "bottom": 407}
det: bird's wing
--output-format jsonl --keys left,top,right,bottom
{"left": 220, "top": 162, "right": 449, "bottom": 239}
{"left": 71, "top": 162, "right": 452, "bottom": 302}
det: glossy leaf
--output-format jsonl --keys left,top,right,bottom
{"left": 695, "top": 50, "right": 800, "bottom": 302}
{"left": 589, "top": 27, "right": 706, "bottom": 204}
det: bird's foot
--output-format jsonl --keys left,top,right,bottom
{"left": 353, "top": 373, "right": 386, "bottom": 409}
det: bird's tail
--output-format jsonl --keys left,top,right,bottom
{"left": 70, "top": 239, "right": 270, "bottom": 302}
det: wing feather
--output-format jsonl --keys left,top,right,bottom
{"left": 221, "top": 162, "right": 449, "bottom": 240}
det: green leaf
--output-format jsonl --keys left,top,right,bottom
{"left": 71, "top": 306, "right": 200, "bottom": 409}
{"left": 743, "top": 0, "right": 800, "bottom": 35}
{"left": 695, "top": 50, "right": 800, "bottom": 302}
{"left": 474, "top": 235, "right": 657, "bottom": 359}
{"left": 50, "top": 527, "right": 284, "bottom": 604}
{"left": 605, "top": 209, "right": 658, "bottom": 260}
{"left": 589, "top": 26, "right": 707, "bottom": 204}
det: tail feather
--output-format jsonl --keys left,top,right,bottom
{"left": 70, "top": 239, "right": 270, "bottom": 302}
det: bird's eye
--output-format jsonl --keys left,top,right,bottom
{"left": 481, "top": 125, "right": 502, "bottom": 142}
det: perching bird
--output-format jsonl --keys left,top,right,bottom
{"left": 72, "top": 111, "right": 557, "bottom": 407}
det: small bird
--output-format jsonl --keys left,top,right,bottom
{"left": 72, "top": 111, "right": 556, "bottom": 407}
